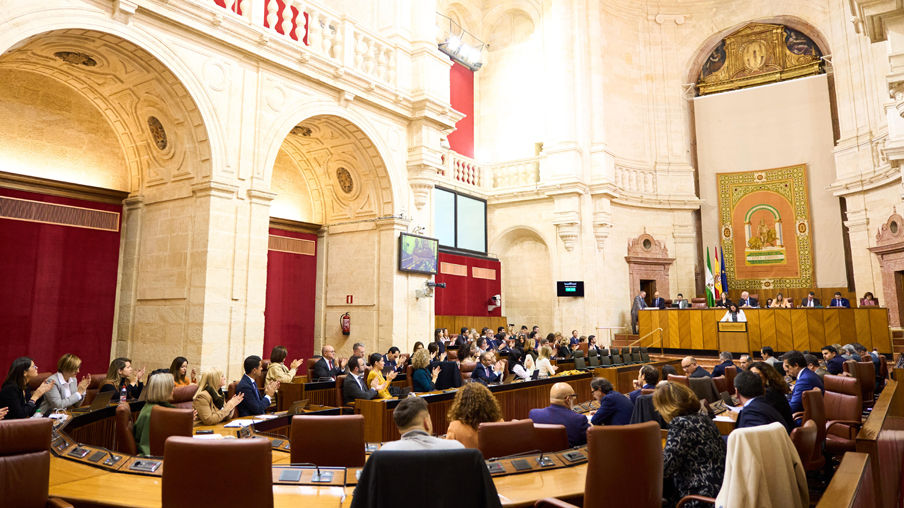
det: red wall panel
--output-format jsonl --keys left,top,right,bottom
{"left": 263, "top": 228, "right": 317, "bottom": 374}
{"left": 434, "top": 252, "right": 501, "bottom": 317}
{"left": 0, "top": 188, "right": 122, "bottom": 376}
{"left": 448, "top": 62, "right": 474, "bottom": 158}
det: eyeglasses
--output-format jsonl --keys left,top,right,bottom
{"left": 565, "top": 394, "right": 578, "bottom": 400}
{"left": 681, "top": 365, "right": 691, "bottom": 371}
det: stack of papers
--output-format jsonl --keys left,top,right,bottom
{"left": 192, "top": 434, "right": 224, "bottom": 440}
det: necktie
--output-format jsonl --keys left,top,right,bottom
{"left": 486, "top": 366, "right": 491, "bottom": 378}
{"left": 329, "top": 360, "right": 333, "bottom": 370}
{"left": 837, "top": 299, "right": 840, "bottom": 306}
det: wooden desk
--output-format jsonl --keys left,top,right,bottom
{"left": 638, "top": 308, "right": 892, "bottom": 353}
{"left": 593, "top": 360, "right": 682, "bottom": 393}
{"left": 355, "top": 373, "right": 593, "bottom": 442}
{"left": 855, "top": 373, "right": 904, "bottom": 508}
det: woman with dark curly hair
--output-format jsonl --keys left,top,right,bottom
{"left": 747, "top": 361, "right": 793, "bottom": 429}
{"left": 445, "top": 382, "right": 503, "bottom": 449}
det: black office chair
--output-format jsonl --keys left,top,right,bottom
{"left": 610, "top": 348, "right": 624, "bottom": 367}
{"left": 640, "top": 347, "right": 651, "bottom": 363}
{"left": 599, "top": 349, "right": 612, "bottom": 367}
{"left": 631, "top": 347, "right": 642, "bottom": 364}
{"left": 573, "top": 350, "right": 588, "bottom": 371}
{"left": 588, "top": 349, "right": 600, "bottom": 368}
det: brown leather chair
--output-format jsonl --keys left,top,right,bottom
{"left": 640, "top": 388, "right": 655, "bottom": 396}
{"left": 226, "top": 381, "right": 238, "bottom": 402}
{"left": 169, "top": 384, "right": 198, "bottom": 409}
{"left": 667, "top": 374, "right": 690, "bottom": 387}
{"left": 335, "top": 375, "right": 350, "bottom": 408}
{"left": 823, "top": 374, "right": 862, "bottom": 456}
{"left": 306, "top": 358, "right": 320, "bottom": 377}
{"left": 855, "top": 361, "right": 875, "bottom": 408}
{"left": 81, "top": 373, "right": 109, "bottom": 407}
{"left": 749, "top": 293, "right": 759, "bottom": 301}
{"left": 27, "top": 372, "right": 52, "bottom": 391}
{"left": 478, "top": 419, "right": 535, "bottom": 460}
{"left": 162, "top": 436, "right": 273, "bottom": 508}
{"left": 115, "top": 403, "right": 137, "bottom": 455}
{"left": 445, "top": 350, "right": 458, "bottom": 361}
{"left": 290, "top": 415, "right": 365, "bottom": 467}
{"left": 534, "top": 421, "right": 662, "bottom": 508}
{"left": 789, "top": 419, "right": 819, "bottom": 472}
{"left": 0, "top": 419, "right": 73, "bottom": 508}
{"left": 712, "top": 376, "right": 729, "bottom": 394}
{"left": 690, "top": 297, "right": 708, "bottom": 309}
{"left": 533, "top": 423, "right": 569, "bottom": 453}
{"left": 723, "top": 366, "right": 738, "bottom": 395}
{"left": 796, "top": 388, "right": 826, "bottom": 470}
{"left": 149, "top": 406, "right": 193, "bottom": 456}
{"left": 460, "top": 361, "right": 477, "bottom": 380}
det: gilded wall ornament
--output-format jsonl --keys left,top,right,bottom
{"left": 147, "top": 116, "right": 167, "bottom": 150}
{"left": 336, "top": 167, "right": 354, "bottom": 194}
{"left": 54, "top": 52, "right": 97, "bottom": 67}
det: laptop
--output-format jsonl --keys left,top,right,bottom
{"left": 285, "top": 399, "right": 309, "bottom": 415}
{"left": 502, "top": 374, "right": 516, "bottom": 385}
{"left": 719, "top": 391, "right": 735, "bottom": 407}
{"left": 71, "top": 391, "right": 115, "bottom": 413}
{"left": 396, "top": 387, "right": 411, "bottom": 399}
{"left": 530, "top": 370, "right": 540, "bottom": 381}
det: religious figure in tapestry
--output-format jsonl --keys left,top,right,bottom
{"left": 697, "top": 23, "right": 823, "bottom": 96}
{"left": 717, "top": 165, "right": 814, "bottom": 291}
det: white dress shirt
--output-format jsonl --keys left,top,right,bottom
{"left": 56, "top": 372, "right": 81, "bottom": 401}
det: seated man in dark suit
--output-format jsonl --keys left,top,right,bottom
{"left": 471, "top": 352, "right": 504, "bottom": 385}
{"left": 529, "top": 382, "right": 590, "bottom": 447}
{"left": 828, "top": 292, "right": 851, "bottom": 308}
{"left": 737, "top": 291, "right": 758, "bottom": 308}
{"left": 681, "top": 356, "right": 712, "bottom": 378}
{"left": 801, "top": 292, "right": 821, "bottom": 308}
{"left": 628, "top": 365, "right": 659, "bottom": 404}
{"left": 821, "top": 345, "right": 845, "bottom": 375}
{"left": 236, "top": 355, "right": 278, "bottom": 417}
{"left": 783, "top": 350, "right": 824, "bottom": 418}
{"left": 651, "top": 291, "right": 666, "bottom": 310}
{"left": 342, "top": 355, "right": 385, "bottom": 405}
{"left": 383, "top": 347, "right": 404, "bottom": 373}
{"left": 569, "top": 330, "right": 580, "bottom": 345}
{"left": 311, "top": 346, "right": 346, "bottom": 381}
{"left": 734, "top": 370, "right": 792, "bottom": 434}
{"left": 711, "top": 351, "right": 736, "bottom": 378}
{"left": 590, "top": 378, "right": 634, "bottom": 426}
{"left": 454, "top": 327, "right": 469, "bottom": 347}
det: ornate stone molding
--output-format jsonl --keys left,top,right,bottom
{"left": 844, "top": 208, "right": 870, "bottom": 234}
{"left": 247, "top": 188, "right": 278, "bottom": 204}
{"left": 592, "top": 211, "right": 612, "bottom": 250}
{"left": 555, "top": 222, "right": 581, "bottom": 251}
{"left": 868, "top": 207, "right": 904, "bottom": 325}
{"left": 124, "top": 195, "right": 145, "bottom": 211}
{"left": 191, "top": 181, "right": 238, "bottom": 200}
{"left": 408, "top": 164, "right": 437, "bottom": 211}
{"left": 625, "top": 232, "right": 675, "bottom": 299}
{"left": 112, "top": 0, "right": 138, "bottom": 24}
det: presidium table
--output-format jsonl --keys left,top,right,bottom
{"left": 637, "top": 307, "right": 892, "bottom": 354}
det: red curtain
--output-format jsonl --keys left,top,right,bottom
{"left": 448, "top": 62, "right": 475, "bottom": 158}
{"left": 434, "top": 252, "right": 501, "bottom": 317}
{"left": 263, "top": 228, "right": 317, "bottom": 374}
{"left": 0, "top": 188, "right": 122, "bottom": 376}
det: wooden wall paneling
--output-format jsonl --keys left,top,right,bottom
{"left": 434, "top": 316, "right": 508, "bottom": 334}
{"left": 668, "top": 311, "right": 681, "bottom": 349}
{"left": 869, "top": 308, "right": 891, "bottom": 353}
{"left": 790, "top": 309, "right": 810, "bottom": 352}
{"left": 823, "top": 310, "right": 841, "bottom": 347}
{"left": 678, "top": 311, "right": 692, "bottom": 349}
{"left": 639, "top": 311, "right": 652, "bottom": 346}
{"left": 808, "top": 310, "right": 827, "bottom": 353}
{"left": 658, "top": 311, "right": 669, "bottom": 350}
{"left": 838, "top": 309, "right": 857, "bottom": 344}
{"left": 746, "top": 309, "right": 761, "bottom": 354}
{"left": 689, "top": 311, "right": 704, "bottom": 350}
{"left": 758, "top": 310, "right": 776, "bottom": 353}
{"left": 855, "top": 310, "right": 873, "bottom": 350}
{"left": 702, "top": 310, "right": 719, "bottom": 350}
{"left": 856, "top": 378, "right": 903, "bottom": 508}
{"left": 774, "top": 310, "right": 793, "bottom": 353}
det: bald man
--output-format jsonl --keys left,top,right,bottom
{"left": 681, "top": 356, "right": 711, "bottom": 378}
{"left": 528, "top": 382, "right": 589, "bottom": 447}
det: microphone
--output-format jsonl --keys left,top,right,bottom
{"left": 488, "top": 449, "right": 542, "bottom": 462}
{"left": 288, "top": 462, "right": 333, "bottom": 482}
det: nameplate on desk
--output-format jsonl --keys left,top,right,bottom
{"left": 486, "top": 462, "right": 506, "bottom": 474}
{"left": 718, "top": 322, "right": 747, "bottom": 332}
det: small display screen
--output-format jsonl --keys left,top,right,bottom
{"left": 557, "top": 281, "right": 584, "bottom": 297}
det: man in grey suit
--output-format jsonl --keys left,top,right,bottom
{"left": 380, "top": 397, "right": 464, "bottom": 450}
{"left": 631, "top": 290, "right": 647, "bottom": 334}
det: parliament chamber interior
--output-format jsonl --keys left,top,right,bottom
{"left": 2, "top": 0, "right": 904, "bottom": 507}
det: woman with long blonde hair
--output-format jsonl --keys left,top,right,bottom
{"left": 537, "top": 346, "right": 556, "bottom": 378}
{"left": 192, "top": 367, "right": 244, "bottom": 426}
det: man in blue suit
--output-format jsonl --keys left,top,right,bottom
{"left": 628, "top": 365, "right": 659, "bottom": 403}
{"left": 711, "top": 351, "right": 736, "bottom": 378}
{"left": 651, "top": 291, "right": 666, "bottom": 310}
{"left": 782, "top": 351, "right": 824, "bottom": 419}
{"left": 734, "top": 370, "right": 792, "bottom": 433}
{"left": 801, "top": 292, "right": 821, "bottom": 308}
{"left": 471, "top": 352, "right": 504, "bottom": 385}
{"left": 590, "top": 378, "right": 634, "bottom": 426}
{"left": 236, "top": 355, "right": 279, "bottom": 417}
{"left": 529, "top": 383, "right": 590, "bottom": 447}
{"left": 828, "top": 292, "right": 851, "bottom": 308}
{"left": 821, "top": 345, "right": 845, "bottom": 375}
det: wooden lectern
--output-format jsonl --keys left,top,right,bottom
{"left": 718, "top": 321, "right": 748, "bottom": 352}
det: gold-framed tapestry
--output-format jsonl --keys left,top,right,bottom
{"left": 717, "top": 165, "right": 813, "bottom": 290}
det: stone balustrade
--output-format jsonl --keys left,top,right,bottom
{"left": 615, "top": 166, "right": 657, "bottom": 194}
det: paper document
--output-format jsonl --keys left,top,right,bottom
{"left": 223, "top": 420, "right": 257, "bottom": 428}
{"left": 714, "top": 415, "right": 734, "bottom": 423}
{"left": 192, "top": 434, "right": 224, "bottom": 440}
{"left": 726, "top": 405, "right": 742, "bottom": 413}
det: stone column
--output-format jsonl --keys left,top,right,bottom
{"left": 111, "top": 195, "right": 144, "bottom": 359}
{"left": 844, "top": 199, "right": 881, "bottom": 298}
{"left": 672, "top": 214, "right": 697, "bottom": 298}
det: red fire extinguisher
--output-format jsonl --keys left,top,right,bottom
{"left": 340, "top": 312, "right": 351, "bottom": 336}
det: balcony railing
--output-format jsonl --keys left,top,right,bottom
{"left": 440, "top": 152, "right": 542, "bottom": 193}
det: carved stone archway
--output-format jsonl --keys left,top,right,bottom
{"left": 868, "top": 209, "right": 904, "bottom": 326}
{"left": 626, "top": 233, "right": 676, "bottom": 300}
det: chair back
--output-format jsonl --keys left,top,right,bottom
{"left": 723, "top": 366, "right": 738, "bottom": 395}
{"left": 583, "top": 422, "right": 662, "bottom": 508}
{"left": 610, "top": 347, "right": 619, "bottom": 356}
{"left": 823, "top": 374, "right": 862, "bottom": 439}
{"left": 588, "top": 351, "right": 600, "bottom": 368}
{"left": 640, "top": 347, "right": 651, "bottom": 363}
{"left": 610, "top": 350, "right": 624, "bottom": 366}
{"left": 81, "top": 373, "right": 109, "bottom": 407}
{"left": 163, "top": 436, "right": 273, "bottom": 508}
{"left": 599, "top": 349, "right": 611, "bottom": 367}
{"left": 790, "top": 419, "right": 819, "bottom": 472}
{"left": 855, "top": 361, "right": 875, "bottom": 405}
{"left": 801, "top": 388, "right": 826, "bottom": 465}
{"left": 226, "top": 381, "right": 238, "bottom": 401}
{"left": 691, "top": 297, "right": 708, "bottom": 309}
{"left": 879, "top": 355, "right": 889, "bottom": 381}
{"left": 445, "top": 349, "right": 458, "bottom": 361}
{"left": 667, "top": 374, "right": 690, "bottom": 387}
{"left": 405, "top": 364, "right": 414, "bottom": 387}
{"left": 306, "top": 358, "right": 319, "bottom": 376}
{"left": 170, "top": 385, "right": 198, "bottom": 409}
{"left": 115, "top": 403, "right": 137, "bottom": 455}
{"left": 640, "top": 388, "right": 655, "bottom": 396}
{"left": 149, "top": 406, "right": 193, "bottom": 456}
{"left": 0, "top": 418, "right": 53, "bottom": 508}
{"left": 335, "top": 375, "right": 347, "bottom": 407}
{"left": 533, "top": 423, "right": 569, "bottom": 453}
{"left": 460, "top": 361, "right": 477, "bottom": 380}
{"left": 712, "top": 376, "right": 729, "bottom": 394}
{"left": 573, "top": 350, "right": 587, "bottom": 370}
{"left": 478, "top": 419, "right": 535, "bottom": 459}
{"left": 256, "top": 360, "right": 269, "bottom": 389}
{"left": 290, "top": 415, "right": 365, "bottom": 467}
{"left": 27, "top": 372, "right": 52, "bottom": 392}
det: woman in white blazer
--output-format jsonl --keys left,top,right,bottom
{"left": 38, "top": 354, "right": 91, "bottom": 413}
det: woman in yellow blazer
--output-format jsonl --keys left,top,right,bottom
{"left": 192, "top": 367, "right": 244, "bottom": 426}
{"left": 265, "top": 345, "right": 303, "bottom": 384}
{"left": 366, "top": 353, "right": 401, "bottom": 399}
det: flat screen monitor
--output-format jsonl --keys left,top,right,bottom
{"left": 557, "top": 281, "right": 584, "bottom": 297}
{"left": 399, "top": 233, "right": 439, "bottom": 275}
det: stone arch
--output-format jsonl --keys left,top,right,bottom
{"left": 491, "top": 226, "right": 555, "bottom": 331}
{"left": 260, "top": 101, "right": 402, "bottom": 222}
{"left": 490, "top": 224, "right": 551, "bottom": 255}
{"left": 0, "top": 9, "right": 223, "bottom": 193}
{"left": 482, "top": 5, "right": 540, "bottom": 48}
{"left": 442, "top": 2, "right": 483, "bottom": 38}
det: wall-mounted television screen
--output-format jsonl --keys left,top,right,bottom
{"left": 557, "top": 281, "right": 584, "bottom": 297}
{"left": 399, "top": 233, "right": 439, "bottom": 275}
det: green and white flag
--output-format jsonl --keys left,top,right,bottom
{"left": 705, "top": 247, "right": 715, "bottom": 307}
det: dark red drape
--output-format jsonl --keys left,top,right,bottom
{"left": 0, "top": 188, "right": 122, "bottom": 376}
{"left": 448, "top": 62, "right": 474, "bottom": 158}
{"left": 434, "top": 252, "right": 501, "bottom": 317}
{"left": 263, "top": 228, "right": 317, "bottom": 374}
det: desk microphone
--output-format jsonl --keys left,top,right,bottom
{"left": 488, "top": 449, "right": 542, "bottom": 462}
{"left": 536, "top": 451, "right": 554, "bottom": 467}
{"left": 288, "top": 462, "right": 333, "bottom": 482}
